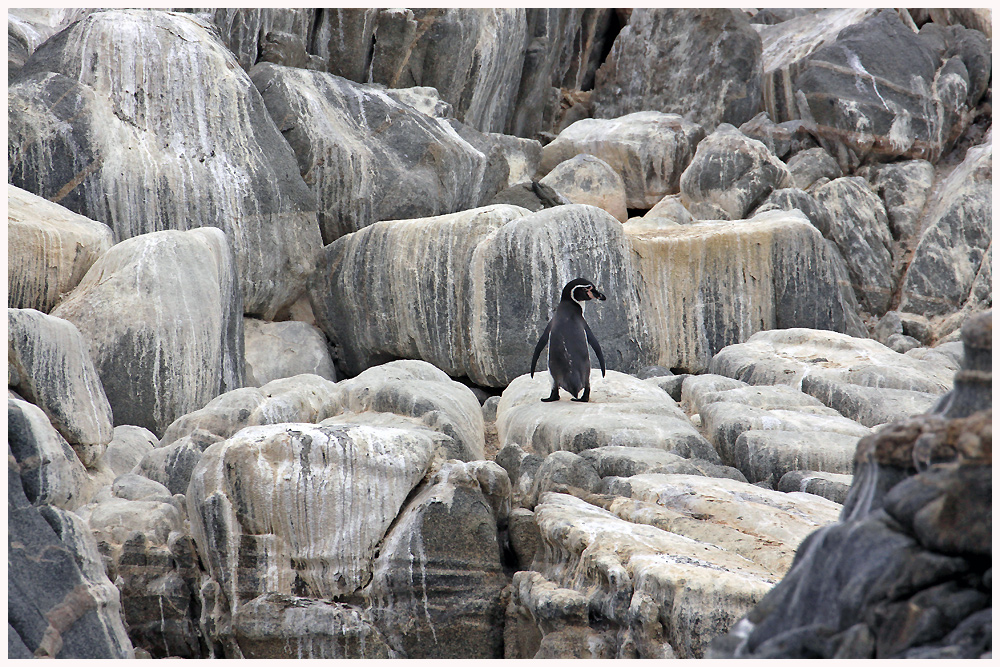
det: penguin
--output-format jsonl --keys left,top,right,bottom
{"left": 530, "top": 278, "right": 607, "bottom": 402}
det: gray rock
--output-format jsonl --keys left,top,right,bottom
{"left": 507, "top": 507, "right": 541, "bottom": 569}
{"left": 199, "top": 8, "right": 316, "bottom": 71}
{"left": 135, "top": 429, "right": 223, "bottom": 496}
{"left": 539, "top": 154, "right": 628, "bottom": 222}
{"left": 691, "top": 382, "right": 829, "bottom": 414}
{"left": 8, "top": 467, "right": 134, "bottom": 659}
{"left": 539, "top": 112, "right": 705, "bottom": 208}
{"left": 886, "top": 333, "right": 922, "bottom": 354}
{"left": 636, "top": 365, "right": 673, "bottom": 379}
{"left": 7, "top": 185, "right": 113, "bottom": 313}
{"left": 102, "top": 426, "right": 157, "bottom": 478}
{"left": 777, "top": 470, "right": 852, "bottom": 504}
{"left": 581, "top": 445, "right": 747, "bottom": 482}
{"left": 250, "top": 63, "right": 492, "bottom": 244}
{"left": 642, "top": 374, "right": 688, "bottom": 403}
{"left": 871, "top": 159, "right": 935, "bottom": 241}
{"left": 679, "top": 123, "right": 792, "bottom": 220}
{"left": 784, "top": 147, "right": 842, "bottom": 191}
{"left": 750, "top": 8, "right": 813, "bottom": 25}
{"left": 801, "top": 373, "right": 939, "bottom": 428}
{"left": 873, "top": 310, "right": 903, "bottom": 344}
{"left": 494, "top": 443, "right": 544, "bottom": 509}
{"left": 899, "top": 312, "right": 934, "bottom": 346}
{"left": 8, "top": 308, "right": 113, "bottom": 465}
{"left": 525, "top": 451, "right": 601, "bottom": 508}
{"left": 382, "top": 85, "right": 453, "bottom": 118}
{"left": 592, "top": 9, "right": 763, "bottom": 130}
{"left": 899, "top": 135, "right": 991, "bottom": 317}
{"left": 257, "top": 29, "right": 316, "bottom": 70}
{"left": 489, "top": 182, "right": 566, "bottom": 211}
{"left": 365, "top": 460, "right": 510, "bottom": 657}
{"left": 110, "top": 473, "right": 173, "bottom": 503}
{"left": 737, "top": 113, "right": 818, "bottom": 160}
{"left": 632, "top": 195, "right": 694, "bottom": 227}
{"left": 792, "top": 10, "right": 990, "bottom": 167}
{"left": 51, "top": 228, "right": 244, "bottom": 437}
{"left": 812, "top": 177, "right": 895, "bottom": 315}
{"left": 244, "top": 318, "right": 336, "bottom": 387}
{"left": 7, "top": 9, "right": 94, "bottom": 79}
{"left": 9, "top": 10, "right": 322, "bottom": 319}
{"left": 753, "top": 187, "right": 833, "bottom": 236}
{"left": 482, "top": 395, "right": 501, "bottom": 423}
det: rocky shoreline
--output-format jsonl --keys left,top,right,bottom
{"left": 8, "top": 8, "right": 991, "bottom": 659}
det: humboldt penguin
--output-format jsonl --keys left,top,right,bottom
{"left": 530, "top": 278, "right": 607, "bottom": 402}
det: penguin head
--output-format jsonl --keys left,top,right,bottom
{"left": 561, "top": 278, "right": 606, "bottom": 305}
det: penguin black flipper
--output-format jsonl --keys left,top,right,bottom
{"left": 584, "top": 321, "right": 606, "bottom": 377}
{"left": 530, "top": 319, "right": 553, "bottom": 377}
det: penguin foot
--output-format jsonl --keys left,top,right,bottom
{"left": 570, "top": 396, "right": 589, "bottom": 402}
{"left": 542, "top": 386, "right": 560, "bottom": 402}
{"left": 541, "top": 396, "right": 560, "bottom": 402}
{"left": 571, "top": 386, "right": 591, "bottom": 402}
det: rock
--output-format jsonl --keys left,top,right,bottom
{"left": 632, "top": 194, "right": 694, "bottom": 227}
{"left": 930, "top": 312, "right": 992, "bottom": 420}
{"left": 629, "top": 210, "right": 865, "bottom": 373}
{"left": 538, "top": 154, "right": 628, "bottom": 222}
{"left": 257, "top": 30, "right": 314, "bottom": 69}
{"left": 489, "top": 181, "right": 568, "bottom": 211}
{"left": 686, "top": 377, "right": 830, "bottom": 414}
{"left": 538, "top": 112, "right": 705, "bottom": 208}
{"left": 777, "top": 470, "right": 853, "bottom": 504}
{"left": 507, "top": 507, "right": 541, "bottom": 569}
{"left": 135, "top": 429, "right": 223, "bottom": 496}
{"left": 753, "top": 187, "right": 832, "bottom": 235}
{"left": 708, "top": 328, "right": 955, "bottom": 395}
{"left": 886, "top": 334, "right": 922, "bottom": 354}
{"left": 321, "top": 360, "right": 486, "bottom": 462}
{"left": 102, "top": 426, "right": 157, "bottom": 478}
{"left": 580, "top": 445, "right": 746, "bottom": 482}
{"left": 792, "top": 10, "right": 990, "bottom": 167}
{"left": 871, "top": 159, "right": 936, "bottom": 241}
{"left": 232, "top": 593, "right": 395, "bottom": 658}
{"left": 365, "top": 460, "right": 510, "bottom": 657}
{"left": 8, "top": 463, "right": 134, "bottom": 658}
{"left": 9, "top": 397, "right": 92, "bottom": 511}
{"left": 523, "top": 450, "right": 601, "bottom": 508}
{"left": 243, "top": 318, "right": 336, "bottom": 387}
{"left": 785, "top": 147, "right": 842, "bottom": 191}
{"left": 10, "top": 11, "right": 322, "bottom": 320}
{"left": 7, "top": 185, "right": 114, "bottom": 313}
{"left": 812, "top": 177, "right": 895, "bottom": 315}
{"left": 51, "top": 228, "right": 244, "bottom": 437}
{"left": 592, "top": 9, "right": 763, "bottom": 130}
{"left": 491, "top": 134, "right": 542, "bottom": 187}
{"left": 643, "top": 374, "right": 688, "bottom": 403}
{"left": 199, "top": 8, "right": 316, "bottom": 71}
{"left": 505, "top": 570, "right": 608, "bottom": 659}
{"left": 8, "top": 308, "right": 114, "bottom": 465}
{"left": 873, "top": 310, "right": 903, "bottom": 344}
{"left": 679, "top": 123, "right": 792, "bottom": 220}
{"left": 899, "top": 135, "right": 991, "bottom": 317}
{"left": 737, "top": 113, "right": 818, "bottom": 160}
{"left": 800, "top": 374, "right": 939, "bottom": 428}
{"left": 755, "top": 9, "right": 879, "bottom": 123}
{"left": 110, "top": 473, "right": 173, "bottom": 503}
{"left": 497, "top": 370, "right": 717, "bottom": 461}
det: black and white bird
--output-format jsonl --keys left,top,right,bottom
{"left": 530, "top": 278, "right": 607, "bottom": 402}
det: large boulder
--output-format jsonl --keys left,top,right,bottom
{"left": 8, "top": 309, "right": 114, "bottom": 465}
{"left": 195, "top": 8, "right": 317, "bottom": 71}
{"left": 538, "top": 154, "right": 628, "bottom": 222}
{"left": 628, "top": 210, "right": 865, "bottom": 373}
{"left": 538, "top": 112, "right": 705, "bottom": 209}
{"left": 678, "top": 123, "right": 792, "bottom": 220}
{"left": 592, "top": 9, "right": 763, "bottom": 130}
{"left": 871, "top": 159, "right": 936, "bottom": 241}
{"left": 7, "top": 184, "right": 113, "bottom": 313}
{"left": 7, "top": 8, "right": 94, "bottom": 80}
{"left": 51, "top": 228, "right": 244, "bottom": 437}
{"left": 243, "top": 318, "right": 336, "bottom": 387}
{"left": 899, "top": 135, "right": 992, "bottom": 317}
{"left": 8, "top": 10, "right": 322, "bottom": 319}
{"left": 250, "top": 63, "right": 493, "bottom": 244}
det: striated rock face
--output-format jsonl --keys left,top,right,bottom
{"left": 871, "top": 159, "right": 935, "bottom": 241}
{"left": 8, "top": 309, "right": 113, "bottom": 465}
{"left": 7, "top": 185, "right": 113, "bottom": 313}
{"left": 243, "top": 318, "right": 336, "bottom": 387}
{"left": 900, "top": 134, "right": 992, "bottom": 317}
{"left": 8, "top": 10, "right": 322, "bottom": 319}
{"left": 51, "top": 228, "right": 244, "bottom": 437}
{"left": 251, "top": 63, "right": 491, "bottom": 244}
{"left": 592, "top": 9, "right": 763, "bottom": 130}
{"left": 628, "top": 210, "right": 864, "bottom": 373}
{"left": 539, "top": 112, "right": 705, "bottom": 208}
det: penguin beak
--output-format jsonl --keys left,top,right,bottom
{"left": 590, "top": 287, "right": 606, "bottom": 301}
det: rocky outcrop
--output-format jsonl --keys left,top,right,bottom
{"left": 51, "top": 228, "right": 244, "bottom": 437}
{"left": 539, "top": 112, "right": 705, "bottom": 208}
{"left": 538, "top": 154, "right": 627, "bottom": 222}
{"left": 8, "top": 309, "right": 114, "bottom": 465}
{"left": 7, "top": 185, "right": 113, "bottom": 313}
{"left": 592, "top": 9, "right": 763, "bottom": 130}
{"left": 871, "top": 159, "right": 935, "bottom": 241}
{"left": 8, "top": 10, "right": 322, "bottom": 319}
{"left": 243, "top": 318, "right": 336, "bottom": 387}
{"left": 250, "top": 63, "right": 493, "bottom": 243}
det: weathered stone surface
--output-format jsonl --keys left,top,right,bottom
{"left": 7, "top": 8, "right": 94, "bottom": 79}
{"left": 685, "top": 376, "right": 830, "bottom": 414}
{"left": 592, "top": 9, "right": 763, "bottom": 130}
{"left": 792, "top": 10, "right": 991, "bottom": 167}
{"left": 9, "top": 398, "right": 92, "bottom": 511}
{"left": 51, "top": 228, "right": 244, "bottom": 437}
{"left": 785, "top": 147, "right": 843, "bottom": 191}
{"left": 538, "top": 112, "right": 705, "bottom": 208}
{"left": 871, "top": 159, "right": 935, "bottom": 241}
{"left": 250, "top": 63, "right": 493, "bottom": 244}
{"left": 628, "top": 210, "right": 865, "bottom": 373}
{"left": 489, "top": 181, "right": 567, "bottom": 211}
{"left": 232, "top": 593, "right": 395, "bottom": 658}
{"left": 102, "top": 425, "right": 157, "bottom": 477}
{"left": 754, "top": 187, "right": 832, "bottom": 235}
{"left": 188, "top": 422, "right": 440, "bottom": 613}
{"left": 244, "top": 318, "right": 336, "bottom": 387}
{"left": 709, "top": 328, "right": 955, "bottom": 395}
{"left": 737, "top": 112, "right": 818, "bottom": 160}
{"left": 539, "top": 154, "right": 628, "bottom": 222}
{"left": 109, "top": 473, "right": 173, "bottom": 503}
{"left": 8, "top": 461, "right": 134, "bottom": 659}
{"left": 197, "top": 8, "right": 316, "bottom": 71}
{"left": 8, "top": 308, "right": 113, "bottom": 464}
{"left": 899, "top": 135, "right": 992, "bottom": 317}
{"left": 581, "top": 445, "right": 747, "bottom": 482}
{"left": 777, "top": 470, "right": 852, "bottom": 504}
{"left": 498, "top": 371, "right": 716, "bottom": 461}
{"left": 679, "top": 123, "right": 792, "bottom": 220}
{"left": 800, "top": 374, "right": 939, "bottom": 428}
{"left": 8, "top": 10, "right": 322, "bottom": 319}
{"left": 7, "top": 185, "right": 113, "bottom": 313}
{"left": 135, "top": 428, "right": 223, "bottom": 496}
{"left": 812, "top": 177, "right": 895, "bottom": 314}
{"left": 365, "top": 460, "right": 510, "bottom": 657}
{"left": 755, "top": 9, "right": 879, "bottom": 123}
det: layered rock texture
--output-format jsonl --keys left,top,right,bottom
{"left": 7, "top": 6, "right": 990, "bottom": 661}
